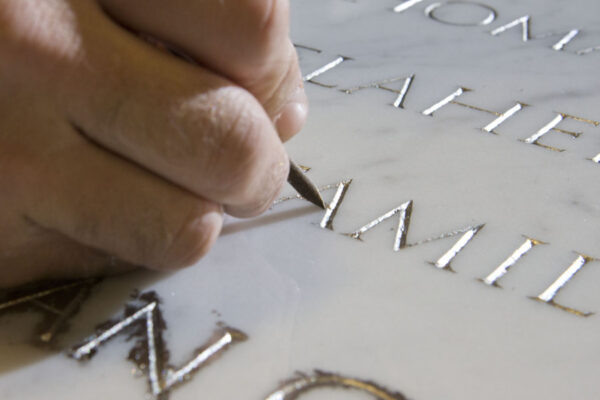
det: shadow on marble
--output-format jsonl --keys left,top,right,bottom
{"left": 221, "top": 205, "right": 318, "bottom": 236}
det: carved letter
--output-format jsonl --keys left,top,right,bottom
{"left": 422, "top": 87, "right": 470, "bottom": 116}
{"left": 341, "top": 75, "right": 415, "bottom": 109}
{"left": 552, "top": 29, "right": 580, "bottom": 51}
{"left": 482, "top": 103, "right": 528, "bottom": 133}
{"left": 394, "top": 0, "right": 424, "bottom": 14}
{"left": 0, "top": 279, "right": 97, "bottom": 344}
{"left": 70, "top": 292, "right": 246, "bottom": 398}
{"left": 491, "top": 16, "right": 532, "bottom": 42}
{"left": 302, "top": 56, "right": 352, "bottom": 88}
{"left": 346, "top": 201, "right": 483, "bottom": 271}
{"left": 346, "top": 201, "right": 413, "bottom": 250}
{"left": 265, "top": 370, "right": 408, "bottom": 400}
{"left": 270, "top": 179, "right": 353, "bottom": 232}
{"left": 522, "top": 112, "right": 599, "bottom": 152}
{"left": 490, "top": 16, "right": 580, "bottom": 51}
{"left": 480, "top": 237, "right": 546, "bottom": 287}
{"left": 429, "top": 225, "right": 485, "bottom": 271}
{"left": 422, "top": 88, "right": 526, "bottom": 134}
{"left": 425, "top": 2, "right": 496, "bottom": 26}
{"left": 531, "top": 254, "right": 598, "bottom": 317}
{"left": 320, "top": 180, "right": 353, "bottom": 231}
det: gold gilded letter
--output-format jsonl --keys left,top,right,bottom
{"left": 429, "top": 225, "right": 485, "bottom": 271}
{"left": 491, "top": 16, "right": 580, "bottom": 51}
{"left": 265, "top": 370, "right": 408, "bottom": 400}
{"left": 522, "top": 113, "right": 599, "bottom": 152}
{"left": 422, "top": 88, "right": 526, "bottom": 134}
{"left": 531, "top": 254, "right": 597, "bottom": 317}
{"left": 341, "top": 75, "right": 415, "bottom": 109}
{"left": 303, "top": 56, "right": 352, "bottom": 88}
{"left": 480, "top": 237, "right": 546, "bottom": 287}
{"left": 320, "top": 180, "right": 353, "bottom": 231}
{"left": 70, "top": 292, "right": 246, "bottom": 398}
{"left": 346, "top": 201, "right": 413, "bottom": 250}
{"left": 346, "top": 201, "right": 484, "bottom": 271}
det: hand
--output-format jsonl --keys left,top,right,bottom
{"left": 0, "top": 0, "right": 307, "bottom": 287}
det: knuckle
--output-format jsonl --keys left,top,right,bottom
{"left": 0, "top": 1, "right": 81, "bottom": 64}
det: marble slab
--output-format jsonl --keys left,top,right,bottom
{"left": 1, "top": 0, "right": 599, "bottom": 399}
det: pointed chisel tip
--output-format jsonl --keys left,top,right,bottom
{"left": 287, "top": 160, "right": 326, "bottom": 209}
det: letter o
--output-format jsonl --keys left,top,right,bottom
{"left": 425, "top": 1, "right": 496, "bottom": 26}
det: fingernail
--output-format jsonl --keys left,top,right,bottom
{"left": 275, "top": 87, "right": 309, "bottom": 141}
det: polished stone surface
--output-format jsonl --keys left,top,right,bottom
{"left": 1, "top": 1, "right": 599, "bottom": 399}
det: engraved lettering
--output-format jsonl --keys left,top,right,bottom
{"left": 422, "top": 87, "right": 470, "bottom": 116}
{"left": 265, "top": 370, "right": 408, "bottom": 400}
{"left": 481, "top": 237, "right": 546, "bottom": 287}
{"left": 394, "top": 0, "right": 424, "bottom": 14}
{"left": 491, "top": 16, "right": 531, "bottom": 42}
{"left": 345, "top": 202, "right": 483, "bottom": 271}
{"left": 448, "top": 100, "right": 527, "bottom": 133}
{"left": 0, "top": 279, "right": 96, "bottom": 344}
{"left": 490, "top": 16, "right": 580, "bottom": 51}
{"left": 341, "top": 75, "right": 415, "bottom": 109}
{"left": 345, "top": 201, "right": 413, "bottom": 251}
{"left": 482, "top": 103, "right": 527, "bottom": 133}
{"left": 303, "top": 56, "right": 352, "bottom": 88}
{"left": 531, "top": 254, "right": 598, "bottom": 317}
{"left": 320, "top": 180, "right": 353, "bottom": 231}
{"left": 425, "top": 2, "right": 496, "bottom": 27}
{"left": 70, "top": 292, "right": 246, "bottom": 399}
{"left": 422, "top": 88, "right": 526, "bottom": 132}
{"left": 553, "top": 29, "right": 580, "bottom": 51}
{"left": 522, "top": 113, "right": 599, "bottom": 152}
{"left": 272, "top": 179, "right": 352, "bottom": 214}
{"left": 429, "top": 224, "right": 484, "bottom": 271}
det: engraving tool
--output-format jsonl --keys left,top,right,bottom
{"left": 287, "top": 160, "right": 326, "bottom": 209}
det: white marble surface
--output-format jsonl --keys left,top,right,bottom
{"left": 1, "top": 1, "right": 600, "bottom": 399}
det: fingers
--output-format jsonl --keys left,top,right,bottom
{"left": 21, "top": 120, "right": 224, "bottom": 272}
{"left": 58, "top": 1, "right": 289, "bottom": 217}
{"left": 97, "top": 0, "right": 307, "bottom": 141}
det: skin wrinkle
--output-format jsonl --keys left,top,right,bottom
{"left": 240, "top": 0, "right": 288, "bottom": 70}
{"left": 2, "top": 0, "right": 85, "bottom": 83}
{"left": 168, "top": 90, "right": 227, "bottom": 165}
{"left": 210, "top": 92, "right": 264, "bottom": 196}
